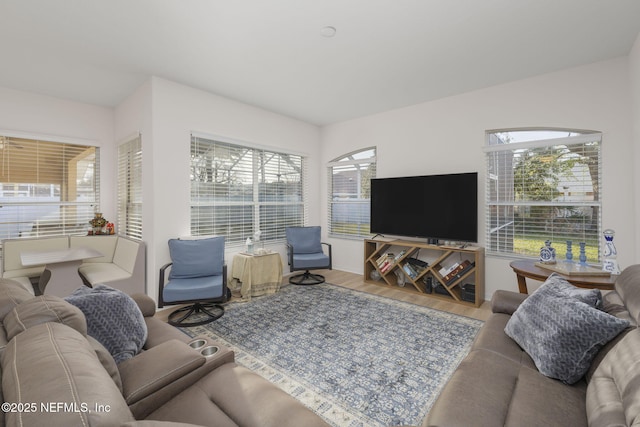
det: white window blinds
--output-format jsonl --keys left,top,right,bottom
{"left": 485, "top": 130, "right": 602, "bottom": 262}
{"left": 190, "top": 135, "right": 306, "bottom": 245}
{"left": 328, "top": 147, "right": 376, "bottom": 238}
{"left": 0, "top": 135, "right": 99, "bottom": 239}
{"left": 117, "top": 134, "right": 142, "bottom": 240}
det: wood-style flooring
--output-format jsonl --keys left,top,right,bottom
{"left": 155, "top": 269, "right": 492, "bottom": 322}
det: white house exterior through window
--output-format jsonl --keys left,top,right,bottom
{"left": 328, "top": 147, "right": 376, "bottom": 238}
{"left": 0, "top": 134, "right": 99, "bottom": 241}
{"left": 485, "top": 129, "right": 602, "bottom": 262}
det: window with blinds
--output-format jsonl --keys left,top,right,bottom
{"left": 328, "top": 147, "right": 376, "bottom": 238}
{"left": 485, "top": 129, "right": 602, "bottom": 262}
{"left": 0, "top": 135, "right": 99, "bottom": 239}
{"left": 190, "top": 135, "right": 306, "bottom": 245}
{"left": 117, "top": 134, "right": 142, "bottom": 240}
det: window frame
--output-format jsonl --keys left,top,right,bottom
{"left": 484, "top": 128, "right": 602, "bottom": 261}
{"left": 117, "top": 133, "right": 142, "bottom": 240}
{"left": 0, "top": 131, "right": 100, "bottom": 241}
{"left": 327, "top": 147, "right": 377, "bottom": 239}
{"left": 190, "top": 133, "right": 307, "bottom": 247}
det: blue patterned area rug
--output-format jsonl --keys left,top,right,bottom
{"left": 180, "top": 284, "right": 483, "bottom": 427}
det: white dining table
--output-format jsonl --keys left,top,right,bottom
{"left": 20, "top": 246, "right": 103, "bottom": 296}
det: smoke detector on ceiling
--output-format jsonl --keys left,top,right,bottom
{"left": 320, "top": 26, "right": 336, "bottom": 38}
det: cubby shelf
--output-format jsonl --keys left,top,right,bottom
{"left": 364, "top": 239, "right": 485, "bottom": 307}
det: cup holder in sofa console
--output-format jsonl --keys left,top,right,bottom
{"left": 201, "top": 346, "right": 219, "bottom": 357}
{"left": 188, "top": 339, "right": 207, "bottom": 350}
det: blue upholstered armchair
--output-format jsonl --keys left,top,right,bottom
{"left": 158, "top": 236, "right": 228, "bottom": 326}
{"left": 285, "top": 226, "right": 332, "bottom": 285}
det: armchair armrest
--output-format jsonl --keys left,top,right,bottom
{"left": 118, "top": 339, "right": 205, "bottom": 406}
{"left": 491, "top": 290, "right": 528, "bottom": 315}
{"left": 157, "top": 262, "right": 173, "bottom": 307}
{"left": 322, "top": 242, "right": 332, "bottom": 270}
{"left": 120, "top": 338, "right": 234, "bottom": 420}
{"left": 130, "top": 293, "right": 157, "bottom": 317}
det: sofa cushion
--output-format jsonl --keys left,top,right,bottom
{"left": 505, "top": 275, "right": 629, "bottom": 384}
{"left": 113, "top": 237, "right": 142, "bottom": 274}
{"left": 587, "top": 328, "right": 640, "bottom": 426}
{"left": 168, "top": 237, "right": 224, "bottom": 279}
{"left": 71, "top": 235, "right": 117, "bottom": 263}
{"left": 425, "top": 349, "right": 588, "bottom": 427}
{"left": 470, "top": 312, "right": 536, "bottom": 369}
{"left": 1, "top": 322, "right": 134, "bottom": 426}
{"left": 65, "top": 284, "right": 147, "bottom": 364}
{"left": 612, "top": 264, "right": 640, "bottom": 325}
{"left": 0, "top": 278, "right": 34, "bottom": 320}
{"left": 146, "top": 363, "right": 330, "bottom": 427}
{"left": 78, "top": 262, "right": 133, "bottom": 284}
{"left": 87, "top": 335, "right": 124, "bottom": 393}
{"left": 3, "top": 294, "right": 87, "bottom": 341}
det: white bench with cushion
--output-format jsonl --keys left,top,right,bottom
{"left": 1, "top": 235, "right": 145, "bottom": 296}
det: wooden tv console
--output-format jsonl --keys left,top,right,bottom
{"left": 364, "top": 239, "right": 485, "bottom": 307}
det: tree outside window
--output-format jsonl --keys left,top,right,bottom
{"left": 486, "top": 129, "right": 601, "bottom": 261}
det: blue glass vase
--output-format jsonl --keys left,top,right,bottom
{"left": 579, "top": 242, "right": 587, "bottom": 265}
{"left": 565, "top": 241, "right": 573, "bottom": 263}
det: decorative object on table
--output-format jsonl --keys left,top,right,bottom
{"left": 253, "top": 230, "right": 263, "bottom": 252}
{"left": 539, "top": 240, "right": 556, "bottom": 264}
{"left": 245, "top": 237, "right": 254, "bottom": 254}
{"left": 106, "top": 222, "right": 115, "bottom": 235}
{"left": 89, "top": 212, "right": 108, "bottom": 234}
{"left": 565, "top": 240, "right": 573, "bottom": 262}
{"left": 602, "top": 229, "right": 621, "bottom": 275}
{"left": 579, "top": 242, "right": 587, "bottom": 265}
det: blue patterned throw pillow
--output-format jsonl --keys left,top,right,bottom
{"left": 504, "top": 274, "right": 629, "bottom": 384}
{"left": 66, "top": 284, "right": 148, "bottom": 364}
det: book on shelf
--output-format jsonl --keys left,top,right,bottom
{"left": 375, "top": 253, "right": 392, "bottom": 266}
{"left": 393, "top": 250, "right": 407, "bottom": 262}
{"left": 402, "top": 262, "right": 418, "bottom": 279}
{"left": 380, "top": 262, "right": 394, "bottom": 274}
{"left": 439, "top": 262, "right": 460, "bottom": 278}
{"left": 444, "top": 260, "right": 475, "bottom": 284}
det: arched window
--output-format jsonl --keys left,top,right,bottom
{"left": 328, "top": 147, "right": 376, "bottom": 238}
{"left": 485, "top": 129, "right": 602, "bottom": 261}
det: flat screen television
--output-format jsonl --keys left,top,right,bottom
{"left": 370, "top": 172, "right": 478, "bottom": 242}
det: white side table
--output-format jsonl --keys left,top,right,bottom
{"left": 229, "top": 252, "right": 283, "bottom": 300}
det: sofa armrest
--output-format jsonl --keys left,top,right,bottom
{"left": 118, "top": 340, "right": 205, "bottom": 406}
{"left": 491, "top": 290, "right": 528, "bottom": 315}
{"left": 131, "top": 293, "right": 157, "bottom": 317}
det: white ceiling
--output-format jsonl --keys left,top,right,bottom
{"left": 1, "top": 0, "right": 640, "bottom": 125}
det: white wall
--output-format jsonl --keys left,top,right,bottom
{"left": 114, "top": 80, "right": 154, "bottom": 293}
{"left": 630, "top": 34, "right": 640, "bottom": 259}
{"left": 141, "top": 77, "right": 321, "bottom": 301}
{"left": 0, "top": 86, "right": 116, "bottom": 221}
{"left": 321, "top": 57, "right": 636, "bottom": 299}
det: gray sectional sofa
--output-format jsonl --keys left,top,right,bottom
{"left": 0, "top": 278, "right": 329, "bottom": 427}
{"left": 424, "top": 264, "right": 640, "bottom": 427}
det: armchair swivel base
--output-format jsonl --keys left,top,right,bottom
{"left": 289, "top": 270, "right": 325, "bottom": 285}
{"left": 167, "top": 302, "right": 224, "bottom": 327}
